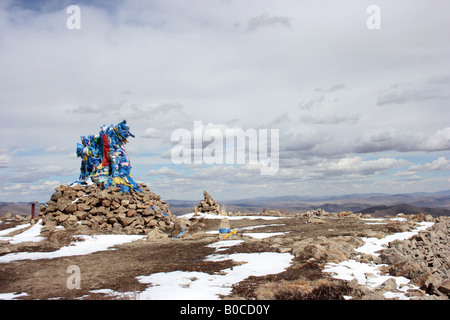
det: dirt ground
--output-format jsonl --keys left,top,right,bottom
{"left": 0, "top": 215, "right": 405, "bottom": 300}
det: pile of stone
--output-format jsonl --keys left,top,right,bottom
{"left": 378, "top": 216, "right": 450, "bottom": 298}
{"left": 297, "top": 210, "right": 364, "bottom": 219}
{"left": 195, "top": 190, "right": 220, "bottom": 214}
{"left": 39, "top": 183, "right": 174, "bottom": 235}
{"left": 3, "top": 212, "right": 28, "bottom": 221}
{"left": 289, "top": 235, "right": 362, "bottom": 264}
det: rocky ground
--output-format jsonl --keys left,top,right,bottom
{"left": 0, "top": 209, "right": 448, "bottom": 300}
{"left": 39, "top": 183, "right": 175, "bottom": 235}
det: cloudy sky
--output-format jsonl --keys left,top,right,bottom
{"left": 1, "top": 0, "right": 449, "bottom": 203}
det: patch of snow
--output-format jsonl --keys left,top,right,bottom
{"left": 0, "top": 292, "right": 29, "bottom": 300}
{"left": 206, "top": 240, "right": 244, "bottom": 251}
{"left": 356, "top": 221, "right": 434, "bottom": 256}
{"left": 361, "top": 217, "right": 407, "bottom": 225}
{"left": 179, "top": 213, "right": 290, "bottom": 220}
{"left": 365, "top": 222, "right": 387, "bottom": 225}
{"left": 8, "top": 221, "right": 46, "bottom": 244}
{"left": 0, "top": 223, "right": 30, "bottom": 238}
{"left": 0, "top": 234, "right": 144, "bottom": 263}
{"left": 361, "top": 218, "right": 385, "bottom": 221}
{"left": 205, "top": 223, "right": 285, "bottom": 235}
{"left": 242, "top": 232, "right": 288, "bottom": 239}
{"left": 133, "top": 251, "right": 294, "bottom": 300}
{"left": 362, "top": 218, "right": 387, "bottom": 225}
{"left": 390, "top": 217, "right": 407, "bottom": 222}
{"left": 323, "top": 220, "right": 435, "bottom": 300}
{"left": 238, "top": 223, "right": 285, "bottom": 231}
{"left": 383, "top": 291, "right": 409, "bottom": 299}
{"left": 323, "top": 259, "right": 416, "bottom": 299}
{"left": 88, "top": 289, "right": 137, "bottom": 299}
{"left": 0, "top": 219, "right": 144, "bottom": 263}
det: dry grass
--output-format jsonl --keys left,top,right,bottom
{"left": 255, "top": 278, "right": 357, "bottom": 300}
{"left": 188, "top": 217, "right": 206, "bottom": 234}
{"left": 219, "top": 204, "right": 227, "bottom": 216}
{"left": 81, "top": 291, "right": 138, "bottom": 300}
{"left": 45, "top": 229, "right": 84, "bottom": 246}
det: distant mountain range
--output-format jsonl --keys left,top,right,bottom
{"left": 360, "top": 204, "right": 450, "bottom": 217}
{"left": 2, "top": 189, "right": 450, "bottom": 217}
{"left": 0, "top": 202, "right": 31, "bottom": 217}
{"left": 166, "top": 189, "right": 450, "bottom": 217}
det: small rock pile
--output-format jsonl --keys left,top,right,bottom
{"left": 196, "top": 190, "right": 220, "bottom": 214}
{"left": 3, "top": 212, "right": 28, "bottom": 221}
{"left": 297, "top": 210, "right": 363, "bottom": 218}
{"left": 39, "top": 183, "right": 174, "bottom": 235}
{"left": 290, "top": 235, "right": 362, "bottom": 263}
{"left": 378, "top": 216, "right": 450, "bottom": 298}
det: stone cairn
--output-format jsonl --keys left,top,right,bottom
{"left": 378, "top": 215, "right": 450, "bottom": 298}
{"left": 195, "top": 190, "right": 220, "bottom": 214}
{"left": 39, "top": 183, "right": 174, "bottom": 235}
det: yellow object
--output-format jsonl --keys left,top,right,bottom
{"left": 223, "top": 229, "right": 237, "bottom": 239}
{"left": 112, "top": 176, "right": 132, "bottom": 187}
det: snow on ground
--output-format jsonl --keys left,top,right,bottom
{"left": 87, "top": 230, "right": 294, "bottom": 300}
{"left": 242, "top": 232, "right": 289, "bottom": 239}
{"left": 323, "top": 220, "right": 435, "bottom": 300}
{"left": 206, "top": 223, "right": 285, "bottom": 235}
{"left": 0, "top": 223, "right": 33, "bottom": 239}
{"left": 206, "top": 240, "right": 244, "bottom": 251}
{"left": 356, "top": 221, "right": 434, "bottom": 256}
{"left": 206, "top": 227, "right": 289, "bottom": 239}
{"left": 0, "top": 214, "right": 294, "bottom": 300}
{"left": 124, "top": 220, "right": 294, "bottom": 300}
{"left": 1, "top": 221, "right": 46, "bottom": 244}
{"left": 2, "top": 213, "right": 433, "bottom": 300}
{"left": 0, "top": 219, "right": 144, "bottom": 264}
{"left": 0, "top": 234, "right": 144, "bottom": 263}
{"left": 133, "top": 252, "right": 293, "bottom": 300}
{"left": 238, "top": 223, "right": 285, "bottom": 230}
{"left": 361, "top": 217, "right": 408, "bottom": 225}
{"left": 0, "top": 292, "right": 29, "bottom": 300}
{"left": 179, "top": 212, "right": 290, "bottom": 220}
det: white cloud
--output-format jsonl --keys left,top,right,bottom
{"left": 0, "top": 153, "right": 12, "bottom": 168}
{"left": 141, "top": 128, "right": 162, "bottom": 139}
{"left": 420, "top": 128, "right": 450, "bottom": 152}
{"left": 1, "top": 0, "right": 450, "bottom": 201}
{"left": 377, "top": 81, "right": 450, "bottom": 106}
{"left": 4, "top": 183, "right": 25, "bottom": 191}
{"left": 0, "top": 147, "right": 25, "bottom": 168}
{"left": 428, "top": 74, "right": 450, "bottom": 85}
{"left": 315, "top": 84, "right": 346, "bottom": 92}
{"left": 45, "top": 146, "right": 68, "bottom": 153}
{"left": 148, "top": 166, "right": 182, "bottom": 177}
{"left": 417, "top": 157, "right": 450, "bottom": 171}
{"left": 300, "top": 112, "right": 361, "bottom": 125}
{"left": 30, "top": 180, "right": 61, "bottom": 192}
{"left": 298, "top": 95, "right": 324, "bottom": 110}
{"left": 352, "top": 127, "right": 450, "bottom": 154}
{"left": 244, "top": 14, "right": 292, "bottom": 32}
{"left": 396, "top": 157, "right": 450, "bottom": 177}
{"left": 312, "top": 157, "right": 409, "bottom": 178}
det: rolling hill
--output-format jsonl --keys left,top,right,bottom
{"left": 2, "top": 190, "right": 450, "bottom": 217}
{"left": 167, "top": 189, "right": 450, "bottom": 216}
